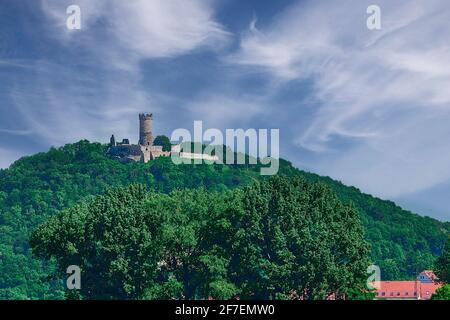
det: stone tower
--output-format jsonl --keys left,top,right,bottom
{"left": 139, "top": 113, "right": 153, "bottom": 146}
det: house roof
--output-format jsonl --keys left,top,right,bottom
{"left": 375, "top": 280, "right": 441, "bottom": 299}
{"left": 419, "top": 270, "right": 438, "bottom": 281}
{"left": 377, "top": 281, "right": 418, "bottom": 298}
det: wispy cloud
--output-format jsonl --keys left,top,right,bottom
{"left": 41, "top": 0, "right": 231, "bottom": 67}
{"left": 0, "top": 128, "right": 32, "bottom": 136}
{"left": 228, "top": 0, "right": 450, "bottom": 198}
{"left": 2, "top": 0, "right": 231, "bottom": 158}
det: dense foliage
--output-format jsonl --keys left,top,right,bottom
{"left": 431, "top": 238, "right": 450, "bottom": 300}
{"left": 435, "top": 236, "right": 450, "bottom": 284}
{"left": 279, "top": 170, "right": 450, "bottom": 280}
{"left": 431, "top": 285, "right": 450, "bottom": 300}
{"left": 30, "top": 178, "right": 371, "bottom": 300}
{"left": 0, "top": 140, "right": 448, "bottom": 299}
{"left": 153, "top": 135, "right": 172, "bottom": 152}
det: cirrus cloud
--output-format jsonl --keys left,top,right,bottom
{"left": 228, "top": 0, "right": 450, "bottom": 199}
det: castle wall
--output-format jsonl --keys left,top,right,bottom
{"left": 140, "top": 145, "right": 170, "bottom": 163}
{"left": 109, "top": 114, "right": 217, "bottom": 164}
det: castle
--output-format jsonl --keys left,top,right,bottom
{"left": 108, "top": 113, "right": 220, "bottom": 164}
{"left": 107, "top": 113, "right": 171, "bottom": 163}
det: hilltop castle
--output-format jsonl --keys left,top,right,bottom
{"left": 107, "top": 113, "right": 171, "bottom": 163}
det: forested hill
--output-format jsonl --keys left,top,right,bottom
{"left": 0, "top": 140, "right": 449, "bottom": 299}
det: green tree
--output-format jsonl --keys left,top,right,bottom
{"left": 2, "top": 139, "right": 449, "bottom": 299}
{"left": 346, "top": 288, "right": 376, "bottom": 300}
{"left": 30, "top": 177, "right": 372, "bottom": 300}
{"left": 30, "top": 184, "right": 165, "bottom": 299}
{"left": 431, "top": 284, "right": 450, "bottom": 300}
{"left": 435, "top": 236, "right": 450, "bottom": 284}
{"left": 227, "top": 176, "right": 371, "bottom": 300}
{"left": 153, "top": 135, "right": 172, "bottom": 152}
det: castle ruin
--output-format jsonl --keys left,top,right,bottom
{"left": 107, "top": 113, "right": 170, "bottom": 163}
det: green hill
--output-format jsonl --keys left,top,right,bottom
{"left": 0, "top": 140, "right": 448, "bottom": 299}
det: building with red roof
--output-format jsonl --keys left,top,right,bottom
{"left": 374, "top": 271, "right": 441, "bottom": 300}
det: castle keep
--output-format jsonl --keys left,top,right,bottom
{"left": 139, "top": 113, "right": 153, "bottom": 146}
{"left": 108, "top": 113, "right": 170, "bottom": 163}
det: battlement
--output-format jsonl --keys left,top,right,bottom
{"left": 139, "top": 113, "right": 153, "bottom": 146}
{"left": 139, "top": 113, "right": 153, "bottom": 120}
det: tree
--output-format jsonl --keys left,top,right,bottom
{"left": 153, "top": 135, "right": 172, "bottom": 152}
{"left": 4, "top": 139, "right": 449, "bottom": 299}
{"left": 30, "top": 184, "right": 165, "bottom": 299}
{"left": 431, "top": 236, "right": 450, "bottom": 301}
{"left": 227, "top": 176, "right": 371, "bottom": 300}
{"left": 431, "top": 284, "right": 450, "bottom": 300}
{"left": 435, "top": 236, "right": 450, "bottom": 284}
{"left": 346, "top": 288, "right": 376, "bottom": 300}
{"left": 30, "top": 177, "right": 371, "bottom": 300}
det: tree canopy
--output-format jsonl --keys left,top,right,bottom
{"left": 435, "top": 235, "right": 450, "bottom": 284}
{"left": 30, "top": 177, "right": 371, "bottom": 300}
{"left": 0, "top": 140, "right": 448, "bottom": 299}
{"left": 153, "top": 135, "right": 172, "bottom": 152}
{"left": 431, "top": 285, "right": 450, "bottom": 300}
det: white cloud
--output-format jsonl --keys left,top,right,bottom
{"left": 228, "top": 0, "right": 450, "bottom": 198}
{"left": 109, "top": 0, "right": 230, "bottom": 59}
{"left": 41, "top": 0, "right": 230, "bottom": 65}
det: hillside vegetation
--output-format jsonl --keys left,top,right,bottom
{"left": 30, "top": 179, "right": 371, "bottom": 300}
{"left": 0, "top": 140, "right": 448, "bottom": 299}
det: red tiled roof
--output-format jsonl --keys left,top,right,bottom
{"left": 420, "top": 282, "right": 440, "bottom": 299}
{"left": 374, "top": 280, "right": 441, "bottom": 299}
{"left": 376, "top": 281, "right": 418, "bottom": 298}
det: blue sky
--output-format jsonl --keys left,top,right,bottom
{"left": 1, "top": 0, "right": 450, "bottom": 221}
